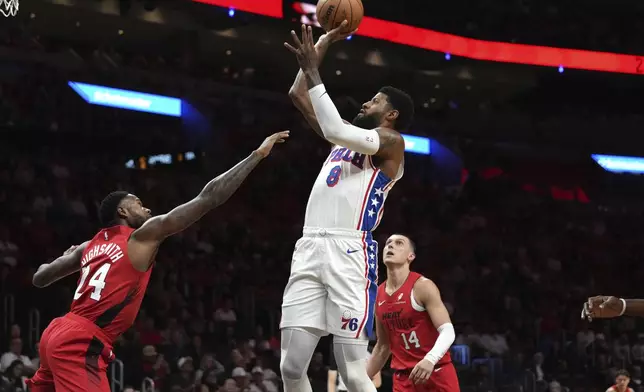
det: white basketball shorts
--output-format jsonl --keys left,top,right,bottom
{"left": 280, "top": 227, "right": 379, "bottom": 339}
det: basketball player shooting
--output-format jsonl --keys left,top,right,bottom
{"left": 582, "top": 296, "right": 644, "bottom": 321}
{"left": 26, "top": 131, "right": 289, "bottom": 392}
{"left": 280, "top": 23, "right": 414, "bottom": 392}
{"left": 367, "top": 234, "right": 459, "bottom": 392}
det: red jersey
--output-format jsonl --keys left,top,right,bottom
{"left": 70, "top": 225, "right": 153, "bottom": 344}
{"left": 375, "top": 271, "right": 451, "bottom": 370}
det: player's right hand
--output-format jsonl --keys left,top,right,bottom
{"left": 318, "top": 20, "right": 358, "bottom": 45}
{"left": 255, "top": 131, "right": 290, "bottom": 158}
{"left": 582, "top": 295, "right": 625, "bottom": 321}
{"left": 410, "top": 358, "right": 434, "bottom": 384}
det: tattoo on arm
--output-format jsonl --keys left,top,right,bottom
{"left": 376, "top": 128, "right": 405, "bottom": 155}
{"left": 200, "top": 151, "right": 264, "bottom": 207}
{"left": 133, "top": 152, "right": 264, "bottom": 242}
{"left": 303, "top": 69, "right": 323, "bottom": 90}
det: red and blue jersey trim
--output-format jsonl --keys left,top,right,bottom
{"left": 356, "top": 170, "right": 394, "bottom": 232}
{"left": 356, "top": 231, "right": 379, "bottom": 339}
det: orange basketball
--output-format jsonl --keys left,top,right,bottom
{"left": 316, "top": 0, "right": 363, "bottom": 34}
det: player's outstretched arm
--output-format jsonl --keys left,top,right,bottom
{"left": 128, "top": 132, "right": 289, "bottom": 262}
{"left": 409, "top": 278, "right": 455, "bottom": 384}
{"left": 582, "top": 296, "right": 644, "bottom": 320}
{"left": 287, "top": 21, "right": 355, "bottom": 140}
{"left": 366, "top": 318, "right": 391, "bottom": 379}
{"left": 33, "top": 242, "right": 90, "bottom": 287}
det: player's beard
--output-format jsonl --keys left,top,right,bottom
{"left": 352, "top": 112, "right": 380, "bottom": 129}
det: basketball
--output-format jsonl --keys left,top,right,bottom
{"left": 316, "top": 0, "right": 364, "bottom": 34}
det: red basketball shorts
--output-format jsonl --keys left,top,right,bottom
{"left": 27, "top": 313, "right": 114, "bottom": 392}
{"left": 393, "top": 362, "right": 460, "bottom": 392}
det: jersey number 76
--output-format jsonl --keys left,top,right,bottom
{"left": 73, "top": 264, "right": 111, "bottom": 301}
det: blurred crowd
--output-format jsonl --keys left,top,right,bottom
{"left": 2, "top": 93, "right": 644, "bottom": 392}
{"left": 1, "top": 10, "right": 644, "bottom": 392}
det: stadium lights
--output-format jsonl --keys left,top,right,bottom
{"left": 402, "top": 134, "right": 431, "bottom": 155}
{"left": 591, "top": 154, "right": 644, "bottom": 174}
{"left": 68, "top": 81, "right": 182, "bottom": 117}
{"left": 194, "top": 0, "right": 644, "bottom": 76}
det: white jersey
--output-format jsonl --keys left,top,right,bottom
{"left": 303, "top": 145, "right": 403, "bottom": 231}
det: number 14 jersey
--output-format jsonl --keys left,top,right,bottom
{"left": 303, "top": 146, "right": 404, "bottom": 231}
{"left": 375, "top": 271, "right": 452, "bottom": 370}
{"left": 70, "top": 225, "right": 153, "bottom": 344}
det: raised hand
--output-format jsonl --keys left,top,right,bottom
{"left": 255, "top": 131, "right": 290, "bottom": 158}
{"left": 581, "top": 295, "right": 625, "bottom": 321}
{"left": 284, "top": 24, "right": 319, "bottom": 71}
{"left": 318, "top": 20, "right": 357, "bottom": 46}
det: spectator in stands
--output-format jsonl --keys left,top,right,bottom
{"left": 232, "top": 367, "right": 251, "bottom": 391}
{"left": 221, "top": 378, "right": 240, "bottom": 392}
{"left": 198, "top": 368, "right": 219, "bottom": 392}
{"left": 214, "top": 298, "right": 237, "bottom": 323}
{"left": 478, "top": 323, "right": 509, "bottom": 356}
{"left": 0, "top": 339, "right": 34, "bottom": 375}
{"left": 137, "top": 345, "right": 169, "bottom": 390}
{"left": 0, "top": 360, "right": 26, "bottom": 392}
{"left": 631, "top": 335, "right": 644, "bottom": 366}
{"left": 173, "top": 357, "right": 196, "bottom": 391}
{"left": 249, "top": 366, "right": 277, "bottom": 392}
{"left": 195, "top": 353, "right": 225, "bottom": 382}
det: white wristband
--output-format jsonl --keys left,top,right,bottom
{"left": 424, "top": 323, "right": 455, "bottom": 365}
{"left": 619, "top": 298, "right": 627, "bottom": 316}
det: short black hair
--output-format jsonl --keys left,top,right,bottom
{"left": 616, "top": 369, "right": 631, "bottom": 378}
{"left": 99, "top": 191, "right": 129, "bottom": 227}
{"left": 379, "top": 86, "right": 414, "bottom": 131}
{"left": 391, "top": 233, "right": 416, "bottom": 253}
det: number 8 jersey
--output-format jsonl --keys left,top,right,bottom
{"left": 304, "top": 146, "right": 403, "bottom": 231}
{"left": 376, "top": 272, "right": 452, "bottom": 370}
{"left": 70, "top": 225, "right": 153, "bottom": 344}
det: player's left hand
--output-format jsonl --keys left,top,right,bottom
{"left": 318, "top": 20, "right": 358, "bottom": 45}
{"left": 410, "top": 359, "right": 434, "bottom": 384}
{"left": 582, "top": 295, "right": 625, "bottom": 321}
{"left": 284, "top": 24, "right": 319, "bottom": 71}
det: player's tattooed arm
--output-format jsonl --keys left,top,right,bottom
{"left": 374, "top": 127, "right": 405, "bottom": 179}
{"left": 33, "top": 241, "right": 89, "bottom": 287}
{"left": 130, "top": 132, "right": 289, "bottom": 248}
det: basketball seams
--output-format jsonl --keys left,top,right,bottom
{"left": 318, "top": 0, "right": 334, "bottom": 30}
{"left": 330, "top": 0, "right": 342, "bottom": 30}
{"left": 347, "top": 0, "right": 354, "bottom": 32}
{"left": 317, "top": 0, "right": 363, "bottom": 33}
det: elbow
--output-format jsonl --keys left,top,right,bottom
{"left": 32, "top": 273, "right": 46, "bottom": 288}
{"left": 289, "top": 90, "right": 306, "bottom": 109}
{"left": 288, "top": 88, "right": 301, "bottom": 104}
{"left": 32, "top": 264, "right": 51, "bottom": 287}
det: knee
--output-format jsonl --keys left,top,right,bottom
{"left": 342, "top": 359, "right": 372, "bottom": 391}
{"left": 280, "top": 354, "right": 306, "bottom": 381}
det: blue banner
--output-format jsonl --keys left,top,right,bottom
{"left": 68, "top": 81, "right": 182, "bottom": 117}
{"left": 402, "top": 134, "right": 431, "bottom": 155}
